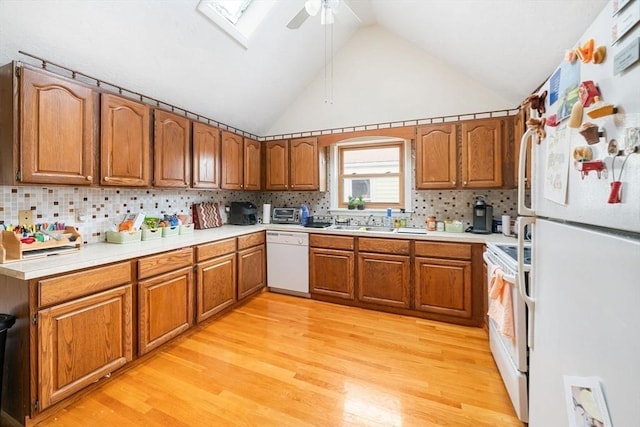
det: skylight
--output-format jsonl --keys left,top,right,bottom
{"left": 213, "top": 0, "right": 252, "bottom": 25}
{"left": 197, "top": 0, "right": 274, "bottom": 49}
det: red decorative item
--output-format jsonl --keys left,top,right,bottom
{"left": 608, "top": 181, "right": 622, "bottom": 203}
{"left": 575, "top": 160, "right": 606, "bottom": 179}
{"left": 546, "top": 114, "right": 560, "bottom": 127}
{"left": 578, "top": 81, "right": 600, "bottom": 107}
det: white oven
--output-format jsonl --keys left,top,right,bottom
{"left": 483, "top": 243, "right": 530, "bottom": 423}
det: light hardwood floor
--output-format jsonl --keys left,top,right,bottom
{"left": 33, "top": 292, "right": 523, "bottom": 427}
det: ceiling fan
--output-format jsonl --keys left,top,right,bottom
{"left": 287, "top": 0, "right": 360, "bottom": 29}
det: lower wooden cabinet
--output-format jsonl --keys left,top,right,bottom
{"left": 414, "top": 257, "right": 472, "bottom": 319}
{"left": 358, "top": 252, "right": 410, "bottom": 308}
{"left": 310, "top": 248, "right": 355, "bottom": 300}
{"left": 196, "top": 253, "right": 237, "bottom": 322}
{"left": 237, "top": 232, "right": 266, "bottom": 301}
{"left": 357, "top": 237, "right": 410, "bottom": 308}
{"left": 309, "top": 235, "right": 355, "bottom": 300}
{"left": 196, "top": 238, "right": 238, "bottom": 323}
{"left": 37, "top": 285, "right": 133, "bottom": 410}
{"left": 138, "top": 266, "right": 194, "bottom": 355}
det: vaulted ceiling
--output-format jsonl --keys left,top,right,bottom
{"left": 0, "top": 0, "right": 608, "bottom": 136}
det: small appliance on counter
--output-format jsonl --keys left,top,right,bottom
{"left": 228, "top": 202, "right": 257, "bottom": 225}
{"left": 271, "top": 207, "right": 298, "bottom": 224}
{"left": 471, "top": 196, "right": 492, "bottom": 234}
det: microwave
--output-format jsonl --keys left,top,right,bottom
{"left": 272, "top": 207, "right": 298, "bottom": 224}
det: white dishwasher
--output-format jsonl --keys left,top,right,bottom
{"left": 266, "top": 231, "right": 309, "bottom": 297}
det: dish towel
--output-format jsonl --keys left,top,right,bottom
{"left": 488, "top": 266, "right": 515, "bottom": 340}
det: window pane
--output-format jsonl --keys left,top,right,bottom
{"left": 343, "top": 147, "right": 399, "bottom": 175}
{"left": 343, "top": 176, "right": 400, "bottom": 203}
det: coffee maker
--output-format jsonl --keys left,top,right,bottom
{"left": 471, "top": 197, "right": 493, "bottom": 234}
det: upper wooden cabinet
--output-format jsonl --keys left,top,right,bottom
{"left": 264, "top": 137, "right": 323, "bottom": 191}
{"left": 290, "top": 137, "right": 320, "bottom": 190}
{"left": 513, "top": 110, "right": 531, "bottom": 189}
{"left": 416, "top": 118, "right": 506, "bottom": 190}
{"left": 220, "top": 131, "right": 261, "bottom": 190}
{"left": 100, "top": 94, "right": 151, "bottom": 187}
{"left": 192, "top": 121, "right": 220, "bottom": 189}
{"left": 461, "top": 118, "right": 503, "bottom": 188}
{"left": 153, "top": 110, "right": 191, "bottom": 188}
{"left": 264, "top": 140, "right": 289, "bottom": 190}
{"left": 18, "top": 66, "right": 98, "bottom": 185}
{"left": 416, "top": 124, "right": 457, "bottom": 189}
{"left": 221, "top": 130, "right": 244, "bottom": 190}
{"left": 244, "top": 138, "right": 261, "bottom": 191}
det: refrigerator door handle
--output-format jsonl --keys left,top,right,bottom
{"left": 518, "top": 216, "right": 535, "bottom": 348}
{"left": 517, "top": 127, "right": 536, "bottom": 217}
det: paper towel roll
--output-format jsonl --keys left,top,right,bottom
{"left": 262, "top": 204, "right": 271, "bottom": 224}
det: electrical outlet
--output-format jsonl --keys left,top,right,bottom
{"left": 19, "top": 210, "right": 33, "bottom": 226}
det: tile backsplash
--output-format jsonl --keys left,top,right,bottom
{"left": 1, "top": 185, "right": 516, "bottom": 245}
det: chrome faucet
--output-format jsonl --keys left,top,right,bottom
{"left": 366, "top": 214, "right": 375, "bottom": 226}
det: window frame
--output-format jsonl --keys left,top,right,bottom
{"left": 332, "top": 138, "right": 410, "bottom": 211}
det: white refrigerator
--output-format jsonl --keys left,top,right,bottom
{"left": 518, "top": 1, "right": 640, "bottom": 425}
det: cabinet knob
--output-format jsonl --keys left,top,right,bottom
{"left": 463, "top": 181, "right": 467, "bottom": 185}
{"left": 104, "top": 176, "right": 110, "bottom": 182}
{"left": 86, "top": 175, "right": 92, "bottom": 181}
{"left": 452, "top": 181, "right": 456, "bottom": 185}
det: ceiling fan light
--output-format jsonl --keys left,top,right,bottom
{"left": 305, "top": 0, "right": 321, "bottom": 16}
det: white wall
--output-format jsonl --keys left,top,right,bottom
{"left": 267, "top": 25, "right": 512, "bottom": 136}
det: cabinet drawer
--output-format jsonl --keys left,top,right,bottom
{"left": 196, "top": 238, "right": 237, "bottom": 262}
{"left": 39, "top": 262, "right": 132, "bottom": 307}
{"left": 414, "top": 241, "right": 471, "bottom": 260}
{"left": 358, "top": 237, "right": 410, "bottom": 255}
{"left": 138, "top": 247, "right": 193, "bottom": 280}
{"left": 310, "top": 234, "right": 354, "bottom": 250}
{"left": 237, "top": 232, "right": 265, "bottom": 250}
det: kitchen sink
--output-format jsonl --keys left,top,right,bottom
{"left": 328, "top": 225, "right": 396, "bottom": 233}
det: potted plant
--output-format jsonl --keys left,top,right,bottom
{"left": 356, "top": 195, "right": 365, "bottom": 210}
{"left": 347, "top": 196, "right": 356, "bottom": 210}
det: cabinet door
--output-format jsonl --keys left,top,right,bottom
{"left": 513, "top": 110, "right": 531, "bottom": 189}
{"left": 221, "top": 130, "right": 244, "bottom": 190}
{"left": 100, "top": 94, "right": 150, "bottom": 186}
{"left": 290, "top": 137, "right": 319, "bottom": 190}
{"left": 243, "top": 138, "right": 262, "bottom": 191}
{"left": 358, "top": 253, "right": 410, "bottom": 308}
{"left": 309, "top": 248, "right": 355, "bottom": 300}
{"left": 414, "top": 257, "right": 472, "bottom": 319}
{"left": 264, "top": 140, "right": 289, "bottom": 190}
{"left": 237, "top": 244, "right": 265, "bottom": 300}
{"left": 196, "top": 253, "right": 237, "bottom": 322}
{"left": 20, "top": 68, "right": 96, "bottom": 185}
{"left": 153, "top": 110, "right": 191, "bottom": 188}
{"left": 416, "top": 124, "right": 457, "bottom": 189}
{"left": 461, "top": 118, "right": 503, "bottom": 188}
{"left": 139, "top": 266, "right": 193, "bottom": 355}
{"left": 192, "top": 121, "right": 220, "bottom": 189}
{"left": 38, "top": 285, "right": 133, "bottom": 410}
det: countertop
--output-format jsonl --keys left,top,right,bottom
{"left": 0, "top": 224, "right": 517, "bottom": 280}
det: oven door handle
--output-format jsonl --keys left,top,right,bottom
{"left": 483, "top": 252, "right": 517, "bottom": 285}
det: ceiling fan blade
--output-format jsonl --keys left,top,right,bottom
{"left": 287, "top": 6, "right": 311, "bottom": 29}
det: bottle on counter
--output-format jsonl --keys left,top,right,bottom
{"left": 300, "top": 205, "right": 310, "bottom": 226}
{"left": 426, "top": 216, "right": 437, "bottom": 231}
